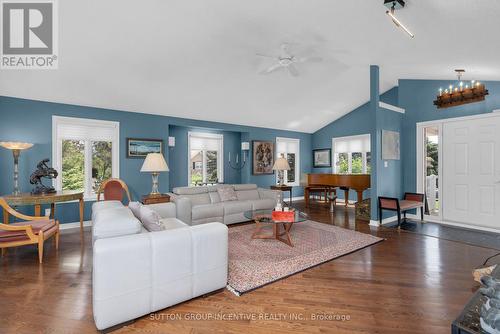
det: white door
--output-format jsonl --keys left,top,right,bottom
{"left": 443, "top": 115, "right": 500, "bottom": 229}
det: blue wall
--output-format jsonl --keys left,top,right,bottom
{"left": 399, "top": 80, "right": 500, "bottom": 194}
{"left": 311, "top": 85, "right": 399, "bottom": 204}
{"left": 0, "top": 96, "right": 311, "bottom": 223}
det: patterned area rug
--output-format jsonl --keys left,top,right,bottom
{"left": 227, "top": 220, "right": 383, "bottom": 295}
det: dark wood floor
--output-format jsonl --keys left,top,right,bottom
{"left": 0, "top": 201, "right": 496, "bottom": 334}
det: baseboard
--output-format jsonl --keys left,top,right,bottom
{"left": 405, "top": 214, "right": 500, "bottom": 234}
{"left": 369, "top": 216, "right": 398, "bottom": 227}
{"left": 60, "top": 220, "right": 92, "bottom": 230}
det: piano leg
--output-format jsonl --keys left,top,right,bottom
{"left": 343, "top": 188, "right": 349, "bottom": 207}
{"left": 304, "top": 188, "right": 310, "bottom": 207}
{"left": 356, "top": 191, "right": 363, "bottom": 204}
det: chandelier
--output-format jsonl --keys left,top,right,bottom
{"left": 433, "top": 69, "right": 488, "bottom": 109}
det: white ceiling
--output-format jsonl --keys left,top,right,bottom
{"left": 1, "top": 0, "right": 500, "bottom": 133}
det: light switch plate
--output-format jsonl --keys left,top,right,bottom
{"left": 384, "top": 161, "right": 388, "bottom": 167}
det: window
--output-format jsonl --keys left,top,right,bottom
{"left": 188, "top": 132, "right": 223, "bottom": 186}
{"left": 332, "top": 134, "right": 370, "bottom": 174}
{"left": 52, "top": 116, "right": 119, "bottom": 199}
{"left": 276, "top": 137, "right": 300, "bottom": 186}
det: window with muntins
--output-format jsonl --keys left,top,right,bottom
{"left": 188, "top": 132, "right": 223, "bottom": 186}
{"left": 52, "top": 116, "right": 120, "bottom": 200}
{"left": 332, "top": 134, "right": 371, "bottom": 174}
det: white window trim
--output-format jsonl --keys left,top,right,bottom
{"left": 275, "top": 137, "right": 300, "bottom": 187}
{"left": 52, "top": 116, "right": 120, "bottom": 201}
{"left": 187, "top": 131, "right": 224, "bottom": 186}
{"left": 332, "top": 134, "right": 371, "bottom": 174}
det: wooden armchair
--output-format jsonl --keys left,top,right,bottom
{"left": 0, "top": 197, "right": 59, "bottom": 263}
{"left": 97, "top": 178, "right": 131, "bottom": 203}
{"left": 378, "top": 192, "right": 425, "bottom": 228}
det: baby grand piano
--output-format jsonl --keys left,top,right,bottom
{"left": 304, "top": 173, "right": 371, "bottom": 207}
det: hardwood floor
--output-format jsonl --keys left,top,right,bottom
{"left": 0, "top": 201, "right": 496, "bottom": 334}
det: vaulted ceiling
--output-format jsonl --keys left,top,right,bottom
{"left": 1, "top": 0, "right": 500, "bottom": 133}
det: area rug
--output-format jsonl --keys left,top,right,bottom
{"left": 227, "top": 220, "right": 383, "bottom": 295}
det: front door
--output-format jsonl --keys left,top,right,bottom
{"left": 442, "top": 115, "right": 500, "bottom": 229}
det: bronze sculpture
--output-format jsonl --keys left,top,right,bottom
{"left": 30, "top": 159, "right": 58, "bottom": 194}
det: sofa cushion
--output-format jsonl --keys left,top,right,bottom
{"left": 92, "top": 207, "right": 142, "bottom": 240}
{"left": 91, "top": 200, "right": 124, "bottom": 221}
{"left": 147, "top": 203, "right": 177, "bottom": 219}
{"left": 217, "top": 187, "right": 237, "bottom": 202}
{"left": 209, "top": 191, "right": 221, "bottom": 203}
{"left": 192, "top": 203, "right": 224, "bottom": 221}
{"left": 159, "top": 217, "right": 188, "bottom": 230}
{"left": 236, "top": 189, "right": 260, "bottom": 201}
{"left": 233, "top": 184, "right": 258, "bottom": 191}
{"left": 173, "top": 187, "right": 208, "bottom": 195}
{"left": 92, "top": 200, "right": 123, "bottom": 212}
{"left": 128, "top": 201, "right": 142, "bottom": 220}
{"left": 140, "top": 205, "right": 163, "bottom": 232}
{"left": 222, "top": 200, "right": 252, "bottom": 215}
{"left": 251, "top": 198, "right": 277, "bottom": 211}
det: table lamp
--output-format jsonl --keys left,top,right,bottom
{"left": 0, "top": 141, "right": 34, "bottom": 195}
{"left": 272, "top": 154, "right": 290, "bottom": 186}
{"left": 140, "top": 153, "right": 169, "bottom": 195}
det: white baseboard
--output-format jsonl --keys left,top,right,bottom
{"left": 405, "top": 214, "right": 500, "bottom": 234}
{"left": 369, "top": 216, "right": 398, "bottom": 227}
{"left": 60, "top": 220, "right": 92, "bottom": 230}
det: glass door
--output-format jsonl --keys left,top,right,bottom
{"left": 420, "top": 125, "right": 442, "bottom": 219}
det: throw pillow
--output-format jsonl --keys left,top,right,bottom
{"left": 128, "top": 201, "right": 142, "bottom": 220}
{"left": 217, "top": 186, "right": 238, "bottom": 202}
{"left": 140, "top": 205, "right": 164, "bottom": 232}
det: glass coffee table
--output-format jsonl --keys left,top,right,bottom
{"left": 243, "top": 209, "right": 308, "bottom": 247}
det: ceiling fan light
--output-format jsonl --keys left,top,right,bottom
{"left": 386, "top": 10, "right": 414, "bottom": 38}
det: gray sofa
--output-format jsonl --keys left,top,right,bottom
{"left": 168, "top": 184, "right": 279, "bottom": 225}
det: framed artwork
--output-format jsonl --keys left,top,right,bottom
{"left": 381, "top": 130, "right": 400, "bottom": 160}
{"left": 313, "top": 148, "right": 332, "bottom": 168}
{"left": 252, "top": 140, "right": 274, "bottom": 175}
{"left": 127, "top": 138, "right": 163, "bottom": 158}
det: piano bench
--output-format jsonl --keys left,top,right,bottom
{"left": 378, "top": 192, "right": 425, "bottom": 228}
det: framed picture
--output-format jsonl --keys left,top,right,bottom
{"left": 127, "top": 138, "right": 163, "bottom": 158}
{"left": 381, "top": 130, "right": 400, "bottom": 160}
{"left": 313, "top": 148, "right": 331, "bottom": 168}
{"left": 252, "top": 140, "right": 274, "bottom": 175}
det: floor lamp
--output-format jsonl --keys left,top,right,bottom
{"left": 0, "top": 142, "right": 34, "bottom": 195}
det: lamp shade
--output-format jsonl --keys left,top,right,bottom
{"left": 272, "top": 156, "right": 290, "bottom": 171}
{"left": 140, "top": 153, "right": 169, "bottom": 172}
{"left": 0, "top": 142, "right": 33, "bottom": 150}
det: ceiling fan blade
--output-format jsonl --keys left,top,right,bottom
{"left": 299, "top": 56, "right": 323, "bottom": 63}
{"left": 259, "top": 63, "right": 282, "bottom": 74}
{"left": 287, "top": 64, "right": 299, "bottom": 77}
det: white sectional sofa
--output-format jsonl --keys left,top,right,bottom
{"left": 91, "top": 200, "right": 228, "bottom": 330}
{"left": 168, "top": 184, "right": 279, "bottom": 225}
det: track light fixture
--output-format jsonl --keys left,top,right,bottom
{"left": 384, "top": 0, "right": 414, "bottom": 38}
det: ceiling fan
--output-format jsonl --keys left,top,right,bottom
{"left": 257, "top": 43, "right": 323, "bottom": 77}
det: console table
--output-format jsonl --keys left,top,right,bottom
{"left": 2, "top": 190, "right": 84, "bottom": 234}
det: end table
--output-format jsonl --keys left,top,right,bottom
{"left": 270, "top": 185, "right": 293, "bottom": 206}
{"left": 141, "top": 194, "right": 170, "bottom": 205}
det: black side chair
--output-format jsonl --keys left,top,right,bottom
{"left": 378, "top": 192, "right": 425, "bottom": 228}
